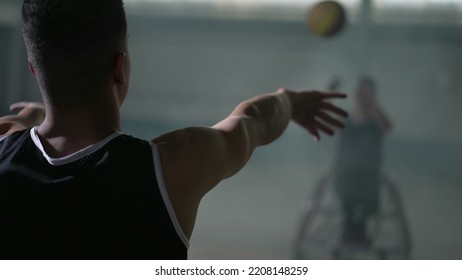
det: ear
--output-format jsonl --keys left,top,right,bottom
{"left": 114, "top": 52, "right": 127, "bottom": 84}
{"left": 28, "top": 61, "right": 36, "bottom": 77}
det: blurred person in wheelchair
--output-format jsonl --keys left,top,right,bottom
{"left": 330, "top": 76, "right": 392, "bottom": 246}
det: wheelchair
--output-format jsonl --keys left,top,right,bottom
{"left": 292, "top": 170, "right": 412, "bottom": 260}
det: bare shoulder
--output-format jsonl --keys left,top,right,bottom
{"left": 153, "top": 126, "right": 214, "bottom": 148}
{"left": 151, "top": 126, "right": 228, "bottom": 196}
{"left": 153, "top": 126, "right": 223, "bottom": 163}
{"left": 150, "top": 127, "right": 228, "bottom": 238}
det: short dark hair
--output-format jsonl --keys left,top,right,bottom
{"left": 22, "top": 0, "right": 127, "bottom": 93}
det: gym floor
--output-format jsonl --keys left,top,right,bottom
{"left": 185, "top": 129, "right": 462, "bottom": 260}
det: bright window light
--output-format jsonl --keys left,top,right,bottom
{"left": 124, "top": 0, "right": 361, "bottom": 22}
{"left": 373, "top": 0, "right": 462, "bottom": 25}
{"left": 124, "top": 0, "right": 462, "bottom": 25}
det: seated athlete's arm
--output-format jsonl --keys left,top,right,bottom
{"left": 0, "top": 102, "right": 45, "bottom": 137}
{"left": 153, "top": 88, "right": 347, "bottom": 238}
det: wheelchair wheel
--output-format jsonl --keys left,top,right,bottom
{"left": 292, "top": 172, "right": 412, "bottom": 260}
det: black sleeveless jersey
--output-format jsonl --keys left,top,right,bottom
{"left": 0, "top": 128, "right": 188, "bottom": 260}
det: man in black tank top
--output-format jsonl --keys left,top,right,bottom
{"left": 0, "top": 0, "right": 348, "bottom": 260}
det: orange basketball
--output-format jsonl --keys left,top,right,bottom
{"left": 306, "top": 1, "right": 346, "bottom": 38}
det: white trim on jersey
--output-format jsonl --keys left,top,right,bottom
{"left": 30, "top": 126, "right": 122, "bottom": 166}
{"left": 150, "top": 143, "right": 190, "bottom": 249}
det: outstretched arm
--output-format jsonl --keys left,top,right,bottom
{"left": 0, "top": 102, "right": 45, "bottom": 137}
{"left": 153, "top": 88, "right": 347, "bottom": 238}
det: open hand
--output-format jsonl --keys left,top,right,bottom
{"left": 282, "top": 88, "right": 348, "bottom": 141}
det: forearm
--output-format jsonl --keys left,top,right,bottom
{"left": 211, "top": 88, "right": 346, "bottom": 178}
{"left": 209, "top": 90, "right": 292, "bottom": 180}
{"left": 230, "top": 90, "right": 292, "bottom": 146}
